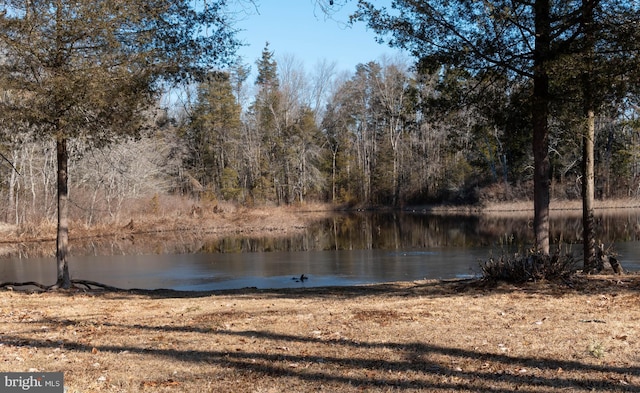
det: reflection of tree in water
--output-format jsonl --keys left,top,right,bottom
{"left": 479, "top": 211, "right": 640, "bottom": 249}
{"left": 4, "top": 211, "right": 640, "bottom": 258}
{"left": 321, "top": 211, "right": 640, "bottom": 251}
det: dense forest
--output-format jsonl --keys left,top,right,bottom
{"left": 1, "top": 41, "right": 639, "bottom": 227}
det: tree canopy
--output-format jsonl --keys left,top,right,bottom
{"left": 0, "top": 0, "right": 239, "bottom": 288}
{"left": 0, "top": 0, "right": 238, "bottom": 141}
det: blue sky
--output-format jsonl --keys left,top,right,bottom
{"left": 231, "top": 0, "right": 405, "bottom": 76}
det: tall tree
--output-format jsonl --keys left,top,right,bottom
{"left": 576, "top": 0, "right": 640, "bottom": 270}
{"left": 255, "top": 42, "right": 279, "bottom": 89}
{"left": 580, "top": 0, "right": 597, "bottom": 271}
{"left": 0, "top": 0, "right": 238, "bottom": 288}
{"left": 347, "top": 0, "right": 640, "bottom": 254}
{"left": 187, "top": 71, "right": 242, "bottom": 194}
{"left": 278, "top": 55, "right": 327, "bottom": 202}
{"left": 250, "top": 42, "right": 281, "bottom": 202}
{"left": 229, "top": 58, "right": 252, "bottom": 107}
{"left": 372, "top": 59, "right": 416, "bottom": 206}
{"left": 544, "top": 0, "right": 640, "bottom": 269}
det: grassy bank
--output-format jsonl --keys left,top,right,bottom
{"left": 4, "top": 197, "right": 640, "bottom": 245}
{"left": 411, "top": 198, "right": 640, "bottom": 216}
{"left": 0, "top": 202, "right": 336, "bottom": 254}
{"left": 1, "top": 275, "right": 639, "bottom": 392}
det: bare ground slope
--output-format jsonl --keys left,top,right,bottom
{"left": 1, "top": 275, "right": 639, "bottom": 392}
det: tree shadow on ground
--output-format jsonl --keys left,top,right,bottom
{"left": 8, "top": 315, "right": 639, "bottom": 392}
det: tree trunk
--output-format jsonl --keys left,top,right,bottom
{"left": 8, "top": 151, "right": 17, "bottom": 225}
{"left": 332, "top": 149, "right": 337, "bottom": 203}
{"left": 582, "top": 108, "right": 596, "bottom": 270}
{"left": 582, "top": 0, "right": 597, "bottom": 271}
{"left": 56, "top": 136, "right": 71, "bottom": 289}
{"left": 532, "top": 0, "right": 552, "bottom": 254}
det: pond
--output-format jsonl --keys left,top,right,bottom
{"left": 1, "top": 211, "right": 639, "bottom": 290}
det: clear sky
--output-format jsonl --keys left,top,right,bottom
{"left": 231, "top": 0, "right": 405, "bottom": 77}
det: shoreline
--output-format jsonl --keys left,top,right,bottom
{"left": 406, "top": 198, "right": 640, "bottom": 215}
{"left": 0, "top": 199, "right": 638, "bottom": 252}
{"left": 4, "top": 197, "right": 640, "bottom": 242}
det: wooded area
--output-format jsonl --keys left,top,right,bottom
{"left": 1, "top": 0, "right": 640, "bottom": 282}
{"left": 4, "top": 44, "right": 638, "bottom": 218}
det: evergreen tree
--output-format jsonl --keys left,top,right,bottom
{"left": 187, "top": 71, "right": 242, "bottom": 196}
{"left": 249, "top": 42, "right": 282, "bottom": 202}
{"left": 0, "top": 0, "right": 238, "bottom": 288}
{"left": 287, "top": 106, "right": 326, "bottom": 202}
{"left": 255, "top": 42, "right": 279, "bottom": 89}
{"left": 229, "top": 59, "right": 252, "bottom": 107}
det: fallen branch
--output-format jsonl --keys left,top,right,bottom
{"left": 70, "top": 279, "right": 123, "bottom": 291}
{"left": 0, "top": 281, "right": 49, "bottom": 290}
{"left": 0, "top": 279, "right": 124, "bottom": 292}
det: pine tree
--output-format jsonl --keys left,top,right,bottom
{"left": 251, "top": 42, "right": 283, "bottom": 202}
{"left": 188, "top": 71, "right": 242, "bottom": 195}
{"left": 255, "top": 42, "right": 279, "bottom": 89}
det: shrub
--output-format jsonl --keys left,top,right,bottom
{"left": 481, "top": 249, "right": 577, "bottom": 283}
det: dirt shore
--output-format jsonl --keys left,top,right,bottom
{"left": 1, "top": 275, "right": 639, "bottom": 392}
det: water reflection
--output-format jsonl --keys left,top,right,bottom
{"left": 1, "top": 210, "right": 639, "bottom": 290}
{"left": 194, "top": 210, "right": 640, "bottom": 254}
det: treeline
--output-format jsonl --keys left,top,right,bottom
{"left": 1, "top": 45, "right": 639, "bottom": 226}
{"left": 181, "top": 45, "right": 640, "bottom": 206}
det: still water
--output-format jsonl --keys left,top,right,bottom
{"left": 1, "top": 211, "right": 640, "bottom": 290}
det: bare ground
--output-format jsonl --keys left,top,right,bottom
{"left": 1, "top": 275, "right": 639, "bottom": 392}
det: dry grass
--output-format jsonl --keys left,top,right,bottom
{"left": 481, "top": 198, "right": 640, "bottom": 217}
{"left": 4, "top": 197, "right": 640, "bottom": 245}
{"left": 0, "top": 202, "right": 335, "bottom": 247}
{"left": 404, "top": 198, "right": 640, "bottom": 218}
{"left": 1, "top": 275, "right": 639, "bottom": 392}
